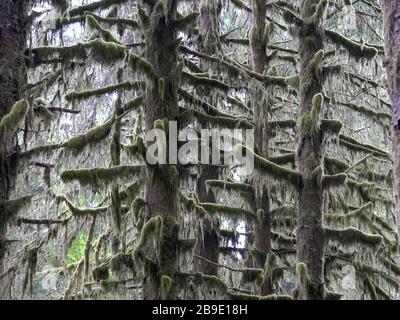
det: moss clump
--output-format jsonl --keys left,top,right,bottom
{"left": 85, "top": 13, "right": 121, "bottom": 44}
{"left": 300, "top": 93, "right": 323, "bottom": 143}
{"left": 66, "top": 81, "right": 143, "bottom": 101}
{"left": 242, "top": 146, "right": 301, "bottom": 187}
{"left": 110, "top": 253, "right": 135, "bottom": 273}
{"left": 123, "top": 95, "right": 144, "bottom": 113}
{"left": 322, "top": 173, "right": 347, "bottom": 189}
{"left": 285, "top": 75, "right": 300, "bottom": 89}
{"left": 320, "top": 119, "right": 343, "bottom": 136}
{"left": 325, "top": 227, "right": 383, "bottom": 248}
{"left": 182, "top": 71, "right": 230, "bottom": 93}
{"left": 57, "top": 194, "right": 108, "bottom": 216}
{"left": 158, "top": 77, "right": 166, "bottom": 101}
{"left": 200, "top": 202, "right": 255, "bottom": 221}
{"left": 339, "top": 101, "right": 391, "bottom": 121}
{"left": 92, "top": 262, "right": 110, "bottom": 281}
{"left": 339, "top": 134, "right": 389, "bottom": 158}
{"left": 133, "top": 216, "right": 164, "bottom": 268}
{"left": 128, "top": 53, "right": 157, "bottom": 80}
{"left": 63, "top": 116, "right": 115, "bottom": 151}
{"left": 325, "top": 30, "right": 378, "bottom": 59}
{"left": 60, "top": 165, "right": 144, "bottom": 187}
{"left": 205, "top": 179, "right": 253, "bottom": 194}
{"left": 160, "top": 275, "right": 172, "bottom": 299}
{"left": 0, "top": 99, "right": 29, "bottom": 146}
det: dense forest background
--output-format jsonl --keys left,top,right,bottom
{"left": 1, "top": 0, "right": 400, "bottom": 300}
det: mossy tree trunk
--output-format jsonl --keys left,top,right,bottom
{"left": 193, "top": 0, "right": 221, "bottom": 278}
{"left": 382, "top": 0, "right": 400, "bottom": 242}
{"left": 249, "top": 0, "right": 272, "bottom": 296}
{"left": 0, "top": 0, "right": 26, "bottom": 275}
{"left": 296, "top": 0, "right": 325, "bottom": 300}
{"left": 142, "top": 0, "right": 180, "bottom": 300}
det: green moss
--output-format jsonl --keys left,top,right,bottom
{"left": 310, "top": 0, "right": 328, "bottom": 25}
{"left": 158, "top": 77, "right": 166, "bottom": 101}
{"left": 128, "top": 53, "right": 157, "bottom": 80}
{"left": 285, "top": 75, "right": 300, "bottom": 89}
{"left": 269, "top": 119, "right": 297, "bottom": 130}
{"left": 339, "top": 135, "right": 389, "bottom": 158}
{"left": 325, "top": 30, "right": 378, "bottom": 59}
{"left": 160, "top": 275, "right": 172, "bottom": 299}
{"left": 300, "top": 93, "right": 323, "bottom": 143}
{"left": 322, "top": 173, "right": 347, "bottom": 189}
{"left": 68, "top": 0, "right": 129, "bottom": 17}
{"left": 51, "top": 0, "right": 68, "bottom": 11}
{"left": 133, "top": 216, "right": 163, "bottom": 267}
{"left": 325, "top": 227, "right": 383, "bottom": 248}
{"left": 57, "top": 194, "right": 108, "bottom": 216}
{"left": 179, "top": 108, "right": 253, "bottom": 129}
{"left": 63, "top": 116, "right": 114, "bottom": 150}
{"left": 320, "top": 119, "right": 343, "bottom": 136}
{"left": 110, "top": 253, "right": 135, "bottom": 273}
{"left": 123, "top": 137, "right": 147, "bottom": 160}
{"left": 324, "top": 156, "right": 349, "bottom": 173}
{"left": 182, "top": 71, "right": 230, "bottom": 92}
{"left": 66, "top": 81, "right": 143, "bottom": 101}
{"left": 0, "top": 99, "right": 29, "bottom": 146}
{"left": 85, "top": 13, "right": 121, "bottom": 44}
{"left": 200, "top": 202, "right": 256, "bottom": 221}
{"left": 205, "top": 179, "right": 253, "bottom": 194}
{"left": 311, "top": 50, "right": 325, "bottom": 67}
{"left": 260, "top": 252, "right": 277, "bottom": 286}
{"left": 339, "top": 101, "right": 391, "bottom": 120}
{"left": 269, "top": 153, "right": 295, "bottom": 165}
{"left": 92, "top": 262, "right": 110, "bottom": 281}
{"left": 60, "top": 165, "right": 144, "bottom": 187}
{"left": 243, "top": 146, "right": 301, "bottom": 187}
{"left": 123, "top": 95, "right": 144, "bottom": 113}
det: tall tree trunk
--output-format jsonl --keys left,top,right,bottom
{"left": 249, "top": 0, "right": 272, "bottom": 295}
{"left": 0, "top": 0, "right": 26, "bottom": 275}
{"left": 382, "top": 1, "right": 400, "bottom": 242}
{"left": 296, "top": 0, "right": 325, "bottom": 300}
{"left": 193, "top": 0, "right": 221, "bottom": 278}
{"left": 142, "top": 0, "right": 180, "bottom": 300}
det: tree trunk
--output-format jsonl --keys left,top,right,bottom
{"left": 296, "top": 0, "right": 325, "bottom": 300}
{"left": 193, "top": 0, "right": 221, "bottom": 278}
{"left": 249, "top": 0, "right": 272, "bottom": 296}
{"left": 142, "top": 0, "right": 180, "bottom": 300}
{"left": 382, "top": 1, "right": 400, "bottom": 242}
{"left": 0, "top": 0, "right": 26, "bottom": 275}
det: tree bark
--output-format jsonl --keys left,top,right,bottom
{"left": 142, "top": 0, "right": 180, "bottom": 300}
{"left": 0, "top": 0, "right": 26, "bottom": 275}
{"left": 249, "top": 0, "right": 272, "bottom": 296}
{"left": 382, "top": 0, "right": 400, "bottom": 243}
{"left": 296, "top": 0, "right": 325, "bottom": 300}
{"left": 193, "top": 0, "right": 221, "bottom": 278}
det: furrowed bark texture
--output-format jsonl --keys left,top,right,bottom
{"left": 0, "top": 0, "right": 26, "bottom": 276}
{"left": 249, "top": 0, "right": 272, "bottom": 296}
{"left": 296, "top": 0, "right": 325, "bottom": 300}
{"left": 382, "top": 0, "right": 400, "bottom": 242}
{"left": 143, "top": 0, "right": 180, "bottom": 300}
